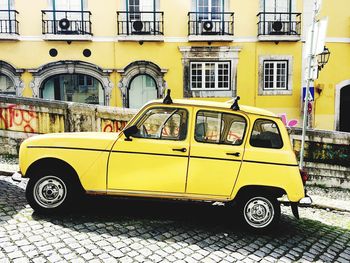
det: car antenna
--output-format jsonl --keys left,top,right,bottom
{"left": 230, "top": 96, "right": 240, "bottom": 111}
{"left": 163, "top": 89, "right": 173, "bottom": 104}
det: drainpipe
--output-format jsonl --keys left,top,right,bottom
{"left": 53, "top": 0, "right": 57, "bottom": 34}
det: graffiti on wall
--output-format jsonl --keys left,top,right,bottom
{"left": 294, "top": 139, "right": 350, "bottom": 167}
{"left": 102, "top": 119, "right": 127, "bottom": 132}
{"left": 0, "top": 104, "right": 38, "bottom": 133}
{"left": 278, "top": 113, "right": 299, "bottom": 127}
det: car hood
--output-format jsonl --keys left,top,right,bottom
{"left": 22, "top": 132, "right": 120, "bottom": 151}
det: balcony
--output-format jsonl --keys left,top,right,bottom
{"left": 0, "top": 10, "right": 19, "bottom": 40}
{"left": 257, "top": 12, "right": 301, "bottom": 42}
{"left": 117, "top": 11, "right": 164, "bottom": 42}
{"left": 188, "top": 12, "right": 234, "bottom": 42}
{"left": 42, "top": 10, "right": 92, "bottom": 41}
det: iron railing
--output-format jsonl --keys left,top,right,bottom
{"left": 0, "top": 10, "right": 19, "bottom": 34}
{"left": 188, "top": 12, "right": 234, "bottom": 36}
{"left": 257, "top": 12, "right": 301, "bottom": 36}
{"left": 117, "top": 11, "right": 164, "bottom": 35}
{"left": 42, "top": 10, "right": 92, "bottom": 35}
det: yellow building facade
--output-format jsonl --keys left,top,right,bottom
{"left": 0, "top": 0, "right": 348, "bottom": 132}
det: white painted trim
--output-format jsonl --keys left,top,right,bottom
{"left": 18, "top": 36, "right": 44, "bottom": 41}
{"left": 117, "top": 35, "right": 164, "bottom": 42}
{"left": 188, "top": 35, "right": 234, "bottom": 42}
{"left": 42, "top": 34, "right": 93, "bottom": 41}
{"left": 335, "top": 80, "right": 350, "bottom": 131}
{"left": 164, "top": 37, "right": 188, "bottom": 42}
{"left": 0, "top": 34, "right": 19, "bottom": 41}
{"left": 13, "top": 35, "right": 350, "bottom": 43}
{"left": 258, "top": 35, "right": 301, "bottom": 42}
{"left": 325, "top": 37, "right": 350, "bottom": 43}
{"left": 93, "top": 36, "right": 118, "bottom": 42}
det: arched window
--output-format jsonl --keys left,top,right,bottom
{"left": 41, "top": 74, "right": 104, "bottom": 105}
{"left": 128, "top": 74, "right": 157, "bottom": 109}
{"left": 117, "top": 60, "right": 167, "bottom": 108}
{"left": 0, "top": 73, "right": 15, "bottom": 95}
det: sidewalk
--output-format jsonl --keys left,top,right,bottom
{"left": 1, "top": 158, "right": 349, "bottom": 213}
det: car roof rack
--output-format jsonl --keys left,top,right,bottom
{"left": 163, "top": 89, "right": 173, "bottom": 104}
{"left": 230, "top": 96, "right": 240, "bottom": 111}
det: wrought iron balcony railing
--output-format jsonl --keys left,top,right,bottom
{"left": 117, "top": 11, "right": 164, "bottom": 35}
{"left": 0, "top": 10, "right": 19, "bottom": 34}
{"left": 42, "top": 10, "right": 92, "bottom": 35}
{"left": 257, "top": 12, "right": 301, "bottom": 36}
{"left": 188, "top": 12, "right": 234, "bottom": 36}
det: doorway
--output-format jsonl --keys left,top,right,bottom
{"left": 128, "top": 74, "right": 157, "bottom": 109}
{"left": 340, "top": 85, "right": 350, "bottom": 132}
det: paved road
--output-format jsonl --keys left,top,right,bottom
{"left": 0, "top": 176, "right": 349, "bottom": 263}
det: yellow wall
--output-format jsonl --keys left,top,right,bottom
{"left": 0, "top": 0, "right": 348, "bottom": 131}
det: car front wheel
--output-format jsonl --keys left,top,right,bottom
{"left": 26, "top": 173, "right": 76, "bottom": 214}
{"left": 239, "top": 195, "right": 280, "bottom": 231}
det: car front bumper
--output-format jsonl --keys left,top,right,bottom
{"left": 11, "top": 171, "right": 23, "bottom": 182}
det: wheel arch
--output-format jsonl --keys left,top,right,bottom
{"left": 25, "top": 157, "right": 85, "bottom": 193}
{"left": 234, "top": 185, "right": 286, "bottom": 200}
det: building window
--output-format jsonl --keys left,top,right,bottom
{"left": 190, "top": 61, "right": 230, "bottom": 91}
{"left": 263, "top": 60, "right": 288, "bottom": 90}
{"left": 0, "top": 0, "right": 18, "bottom": 35}
{"left": 0, "top": 73, "right": 15, "bottom": 95}
{"left": 197, "top": 0, "right": 223, "bottom": 20}
{"left": 258, "top": 55, "right": 292, "bottom": 95}
{"left": 41, "top": 74, "right": 104, "bottom": 105}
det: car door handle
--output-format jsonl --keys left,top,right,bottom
{"left": 172, "top": 148, "right": 187, "bottom": 153}
{"left": 226, "top": 152, "right": 240, "bottom": 157}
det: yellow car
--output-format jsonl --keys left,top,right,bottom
{"left": 15, "top": 94, "right": 311, "bottom": 231}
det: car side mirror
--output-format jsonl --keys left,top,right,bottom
{"left": 123, "top": 125, "right": 139, "bottom": 141}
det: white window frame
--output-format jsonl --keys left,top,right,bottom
{"left": 258, "top": 55, "right": 293, "bottom": 96}
{"left": 190, "top": 61, "right": 231, "bottom": 91}
{"left": 263, "top": 60, "right": 288, "bottom": 90}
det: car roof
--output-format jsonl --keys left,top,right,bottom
{"left": 150, "top": 99, "right": 277, "bottom": 118}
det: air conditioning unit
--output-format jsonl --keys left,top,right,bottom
{"left": 270, "top": 21, "right": 283, "bottom": 35}
{"left": 132, "top": 20, "right": 144, "bottom": 34}
{"left": 59, "top": 18, "right": 71, "bottom": 30}
{"left": 200, "top": 20, "right": 214, "bottom": 35}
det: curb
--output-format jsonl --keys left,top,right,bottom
{"left": 0, "top": 171, "right": 14, "bottom": 177}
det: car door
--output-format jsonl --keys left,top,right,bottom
{"left": 107, "top": 106, "right": 191, "bottom": 194}
{"left": 186, "top": 108, "right": 247, "bottom": 198}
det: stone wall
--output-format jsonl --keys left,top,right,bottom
{"left": 290, "top": 128, "right": 350, "bottom": 189}
{"left": 0, "top": 95, "right": 136, "bottom": 155}
{"left": 0, "top": 95, "right": 349, "bottom": 189}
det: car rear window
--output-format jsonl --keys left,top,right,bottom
{"left": 250, "top": 119, "right": 283, "bottom": 149}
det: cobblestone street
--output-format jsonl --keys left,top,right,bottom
{"left": 0, "top": 175, "right": 349, "bottom": 263}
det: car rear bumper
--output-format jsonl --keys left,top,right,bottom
{"left": 291, "top": 194, "right": 313, "bottom": 219}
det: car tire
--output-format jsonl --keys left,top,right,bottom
{"left": 238, "top": 194, "right": 280, "bottom": 231}
{"left": 26, "top": 171, "right": 78, "bottom": 214}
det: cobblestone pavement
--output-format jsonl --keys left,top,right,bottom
{"left": 1, "top": 176, "right": 350, "bottom": 263}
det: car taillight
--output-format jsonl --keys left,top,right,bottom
{"left": 299, "top": 169, "right": 309, "bottom": 185}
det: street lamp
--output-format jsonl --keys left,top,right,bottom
{"left": 317, "top": 46, "right": 331, "bottom": 70}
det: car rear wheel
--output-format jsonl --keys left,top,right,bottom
{"left": 26, "top": 172, "right": 76, "bottom": 214}
{"left": 239, "top": 194, "right": 280, "bottom": 231}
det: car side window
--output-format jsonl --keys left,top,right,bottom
{"left": 195, "top": 111, "right": 246, "bottom": 145}
{"left": 250, "top": 119, "right": 283, "bottom": 149}
{"left": 134, "top": 108, "right": 188, "bottom": 140}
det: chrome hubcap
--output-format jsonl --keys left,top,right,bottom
{"left": 33, "top": 176, "right": 67, "bottom": 208}
{"left": 244, "top": 197, "right": 274, "bottom": 228}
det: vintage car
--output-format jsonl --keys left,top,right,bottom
{"left": 14, "top": 93, "right": 311, "bottom": 230}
